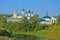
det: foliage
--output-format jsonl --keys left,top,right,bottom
{"left": 34, "top": 24, "right": 49, "bottom": 32}
{"left": 20, "top": 14, "right": 39, "bottom": 32}
{"left": 57, "top": 14, "right": 60, "bottom": 25}
{"left": 0, "top": 14, "right": 3, "bottom": 27}
{"left": 0, "top": 13, "right": 49, "bottom": 33}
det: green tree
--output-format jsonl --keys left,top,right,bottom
{"left": 21, "top": 16, "right": 30, "bottom": 32}
{"left": 30, "top": 14, "right": 39, "bottom": 24}
{"left": 34, "top": 24, "right": 49, "bottom": 32}
{"left": 57, "top": 14, "right": 60, "bottom": 25}
{"left": 0, "top": 14, "right": 3, "bottom": 27}
{"left": 29, "top": 14, "right": 39, "bottom": 31}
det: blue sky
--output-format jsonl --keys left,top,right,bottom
{"left": 0, "top": 0, "right": 60, "bottom": 17}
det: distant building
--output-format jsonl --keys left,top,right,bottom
{"left": 39, "top": 13, "right": 57, "bottom": 24}
{"left": 26, "top": 10, "right": 33, "bottom": 19}
{"left": 6, "top": 9, "right": 57, "bottom": 24}
{"left": 7, "top": 9, "right": 33, "bottom": 22}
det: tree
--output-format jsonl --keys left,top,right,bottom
{"left": 29, "top": 14, "right": 39, "bottom": 31}
{"left": 21, "top": 14, "right": 39, "bottom": 32}
{"left": 57, "top": 14, "right": 60, "bottom": 25}
{"left": 21, "top": 16, "right": 29, "bottom": 32}
{"left": 0, "top": 14, "right": 3, "bottom": 27}
{"left": 30, "top": 14, "right": 39, "bottom": 24}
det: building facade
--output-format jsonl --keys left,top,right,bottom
{"left": 6, "top": 9, "right": 57, "bottom": 24}
{"left": 39, "top": 13, "right": 57, "bottom": 24}
{"left": 7, "top": 9, "right": 33, "bottom": 22}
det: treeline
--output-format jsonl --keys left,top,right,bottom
{"left": 0, "top": 14, "right": 60, "bottom": 33}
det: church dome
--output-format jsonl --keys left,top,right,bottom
{"left": 42, "top": 12, "right": 51, "bottom": 19}
{"left": 42, "top": 15, "right": 51, "bottom": 19}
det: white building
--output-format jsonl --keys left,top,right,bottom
{"left": 39, "top": 13, "right": 57, "bottom": 24}
{"left": 7, "top": 9, "right": 33, "bottom": 22}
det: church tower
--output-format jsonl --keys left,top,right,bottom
{"left": 27, "top": 10, "right": 31, "bottom": 19}
{"left": 13, "top": 9, "right": 17, "bottom": 18}
{"left": 46, "top": 12, "right": 48, "bottom": 16}
{"left": 28, "top": 10, "right": 31, "bottom": 16}
{"left": 22, "top": 9, "right": 25, "bottom": 16}
{"left": 31, "top": 12, "right": 33, "bottom": 16}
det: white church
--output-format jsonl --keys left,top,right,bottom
{"left": 39, "top": 13, "right": 57, "bottom": 24}
{"left": 6, "top": 9, "right": 57, "bottom": 24}
{"left": 7, "top": 9, "right": 33, "bottom": 22}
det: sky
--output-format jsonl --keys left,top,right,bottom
{"left": 0, "top": 0, "right": 60, "bottom": 17}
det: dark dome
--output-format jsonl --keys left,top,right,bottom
{"left": 22, "top": 9, "right": 25, "bottom": 11}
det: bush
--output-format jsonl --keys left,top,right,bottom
{"left": 34, "top": 24, "right": 48, "bottom": 32}
{"left": 0, "top": 30, "right": 12, "bottom": 37}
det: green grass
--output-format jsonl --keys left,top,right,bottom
{"left": 12, "top": 24, "right": 60, "bottom": 40}
{"left": 1, "top": 23, "right": 60, "bottom": 40}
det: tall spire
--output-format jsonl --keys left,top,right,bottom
{"left": 28, "top": 10, "right": 30, "bottom": 14}
{"left": 46, "top": 12, "right": 48, "bottom": 16}
{"left": 27, "top": 9, "right": 31, "bottom": 19}
{"left": 14, "top": 9, "right": 17, "bottom": 14}
{"left": 13, "top": 9, "right": 17, "bottom": 18}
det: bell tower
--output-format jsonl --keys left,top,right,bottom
{"left": 13, "top": 9, "right": 17, "bottom": 18}
{"left": 28, "top": 10, "right": 31, "bottom": 16}
{"left": 22, "top": 9, "right": 25, "bottom": 16}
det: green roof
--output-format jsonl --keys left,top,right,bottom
{"left": 27, "top": 16, "right": 32, "bottom": 18}
{"left": 39, "top": 18, "right": 45, "bottom": 22}
{"left": 7, "top": 18, "right": 21, "bottom": 20}
{"left": 42, "top": 15, "right": 51, "bottom": 19}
